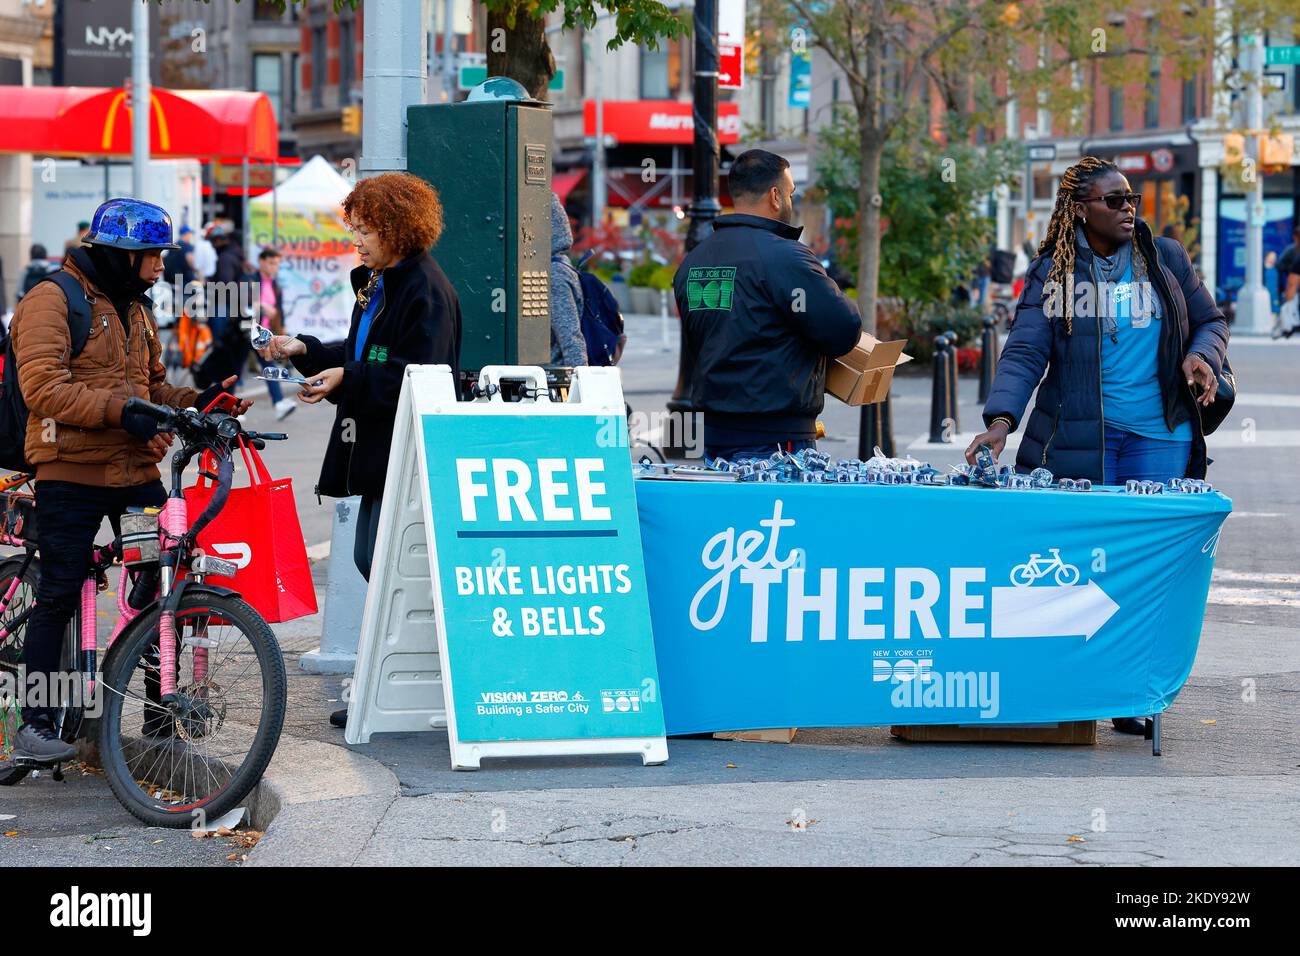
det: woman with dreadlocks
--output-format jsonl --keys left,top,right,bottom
{"left": 966, "top": 157, "right": 1229, "bottom": 734}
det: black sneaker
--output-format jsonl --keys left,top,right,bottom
{"left": 12, "top": 722, "right": 76, "bottom": 764}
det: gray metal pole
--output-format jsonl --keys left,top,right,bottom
{"left": 131, "top": 0, "right": 149, "bottom": 198}
{"left": 271, "top": 163, "right": 279, "bottom": 249}
{"left": 360, "top": 0, "right": 430, "bottom": 178}
{"left": 588, "top": 30, "right": 606, "bottom": 228}
{"left": 443, "top": 0, "right": 455, "bottom": 101}
{"left": 1237, "top": 34, "right": 1274, "bottom": 334}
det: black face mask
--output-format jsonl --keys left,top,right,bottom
{"left": 73, "top": 245, "right": 156, "bottom": 328}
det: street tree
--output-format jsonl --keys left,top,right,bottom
{"left": 756, "top": 0, "right": 1298, "bottom": 334}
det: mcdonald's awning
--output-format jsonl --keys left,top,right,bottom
{"left": 0, "top": 86, "right": 278, "bottom": 162}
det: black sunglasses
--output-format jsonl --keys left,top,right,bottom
{"left": 1080, "top": 192, "right": 1142, "bottom": 211}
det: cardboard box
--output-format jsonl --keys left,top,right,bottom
{"left": 713, "top": 728, "right": 799, "bottom": 744}
{"left": 826, "top": 332, "right": 912, "bottom": 406}
{"left": 889, "top": 721, "right": 1097, "bottom": 745}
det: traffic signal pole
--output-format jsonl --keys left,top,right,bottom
{"left": 360, "top": 0, "right": 430, "bottom": 178}
{"left": 1236, "top": 34, "right": 1275, "bottom": 335}
{"left": 665, "top": 0, "right": 719, "bottom": 457}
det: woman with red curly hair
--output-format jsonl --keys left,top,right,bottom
{"left": 260, "top": 173, "right": 461, "bottom": 581}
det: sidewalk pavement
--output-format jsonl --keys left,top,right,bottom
{"left": 247, "top": 317, "right": 1300, "bottom": 866}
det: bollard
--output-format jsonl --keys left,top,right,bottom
{"left": 858, "top": 390, "right": 895, "bottom": 459}
{"left": 944, "top": 330, "right": 961, "bottom": 435}
{"left": 978, "top": 315, "right": 999, "bottom": 404}
{"left": 299, "top": 496, "right": 370, "bottom": 675}
{"left": 929, "top": 334, "right": 952, "bottom": 443}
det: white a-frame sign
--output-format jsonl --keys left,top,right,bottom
{"left": 345, "top": 365, "right": 668, "bottom": 770}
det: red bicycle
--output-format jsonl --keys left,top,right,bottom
{"left": 0, "top": 397, "right": 288, "bottom": 827}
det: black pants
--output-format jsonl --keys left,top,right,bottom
{"left": 353, "top": 494, "right": 382, "bottom": 583}
{"left": 22, "top": 479, "right": 166, "bottom": 729}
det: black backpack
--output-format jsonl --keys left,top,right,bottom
{"left": 0, "top": 272, "right": 94, "bottom": 473}
{"left": 568, "top": 252, "right": 625, "bottom": 366}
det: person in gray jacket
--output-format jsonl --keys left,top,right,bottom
{"left": 549, "top": 192, "right": 587, "bottom": 366}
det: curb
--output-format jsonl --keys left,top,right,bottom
{"left": 244, "top": 730, "right": 399, "bottom": 867}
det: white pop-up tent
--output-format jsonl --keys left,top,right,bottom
{"left": 249, "top": 155, "right": 357, "bottom": 342}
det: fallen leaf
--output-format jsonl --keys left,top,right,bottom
{"left": 151, "top": 839, "right": 164, "bottom": 845}
{"left": 1067, "top": 835, "right": 1086, "bottom": 844}
{"left": 226, "top": 853, "right": 238, "bottom": 861}
{"left": 3, "top": 831, "right": 17, "bottom": 837}
{"left": 725, "top": 763, "right": 737, "bottom": 769}
{"left": 216, "top": 826, "right": 234, "bottom": 837}
{"left": 1200, "top": 719, "right": 1217, "bottom": 725}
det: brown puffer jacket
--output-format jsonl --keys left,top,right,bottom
{"left": 10, "top": 258, "right": 199, "bottom": 486}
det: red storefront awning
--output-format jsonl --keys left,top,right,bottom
{"left": 0, "top": 86, "right": 279, "bottom": 162}
{"left": 552, "top": 168, "right": 588, "bottom": 203}
{"left": 583, "top": 100, "right": 740, "bottom": 146}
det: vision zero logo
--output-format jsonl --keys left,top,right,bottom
{"left": 601, "top": 688, "right": 642, "bottom": 714}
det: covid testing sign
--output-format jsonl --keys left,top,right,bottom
{"left": 346, "top": 366, "right": 667, "bottom": 768}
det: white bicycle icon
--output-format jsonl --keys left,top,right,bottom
{"left": 1010, "top": 548, "right": 1081, "bottom": 587}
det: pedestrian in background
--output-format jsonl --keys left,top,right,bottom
{"left": 244, "top": 246, "right": 296, "bottom": 421}
{"left": 257, "top": 172, "right": 462, "bottom": 729}
{"left": 17, "top": 244, "right": 58, "bottom": 306}
{"left": 63, "top": 220, "right": 90, "bottom": 257}
{"left": 549, "top": 191, "right": 587, "bottom": 366}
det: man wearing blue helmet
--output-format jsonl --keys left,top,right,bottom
{"left": 7, "top": 198, "right": 250, "bottom": 765}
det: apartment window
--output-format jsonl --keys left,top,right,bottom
{"left": 289, "top": 53, "right": 299, "bottom": 114}
{"left": 640, "top": 46, "right": 669, "bottom": 99}
{"left": 311, "top": 26, "right": 326, "bottom": 108}
{"left": 253, "top": 0, "right": 280, "bottom": 21}
{"left": 1109, "top": 85, "right": 1124, "bottom": 132}
{"left": 254, "top": 53, "right": 282, "bottom": 124}
{"left": 1182, "top": 75, "right": 1197, "bottom": 123}
{"left": 339, "top": 19, "right": 356, "bottom": 101}
{"left": 1145, "top": 22, "right": 1160, "bottom": 128}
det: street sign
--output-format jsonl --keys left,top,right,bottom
{"left": 1027, "top": 144, "right": 1056, "bottom": 162}
{"left": 458, "top": 65, "right": 564, "bottom": 91}
{"left": 718, "top": 0, "right": 745, "bottom": 89}
{"left": 718, "top": 44, "right": 743, "bottom": 90}
{"left": 788, "top": 50, "right": 811, "bottom": 108}
{"left": 1265, "top": 46, "right": 1300, "bottom": 66}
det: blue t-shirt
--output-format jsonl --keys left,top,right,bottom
{"left": 354, "top": 275, "right": 384, "bottom": 363}
{"left": 1100, "top": 262, "right": 1192, "bottom": 442}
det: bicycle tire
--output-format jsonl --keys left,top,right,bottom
{"left": 0, "top": 555, "right": 80, "bottom": 786}
{"left": 97, "top": 592, "right": 285, "bottom": 827}
{"left": 0, "top": 556, "right": 36, "bottom": 785}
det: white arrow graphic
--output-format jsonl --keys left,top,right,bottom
{"left": 990, "top": 580, "right": 1119, "bottom": 641}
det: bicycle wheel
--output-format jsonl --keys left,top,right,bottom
{"left": 0, "top": 556, "right": 36, "bottom": 785}
{"left": 97, "top": 592, "right": 286, "bottom": 827}
{"left": 0, "top": 555, "right": 81, "bottom": 785}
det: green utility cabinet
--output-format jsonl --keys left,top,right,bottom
{"left": 407, "top": 86, "right": 554, "bottom": 373}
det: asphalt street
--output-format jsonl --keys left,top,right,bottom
{"left": 3, "top": 316, "right": 1298, "bottom": 866}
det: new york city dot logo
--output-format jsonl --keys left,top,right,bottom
{"left": 686, "top": 266, "right": 736, "bottom": 312}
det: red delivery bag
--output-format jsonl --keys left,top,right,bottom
{"left": 183, "top": 437, "right": 318, "bottom": 623}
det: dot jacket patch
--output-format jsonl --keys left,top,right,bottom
{"left": 686, "top": 266, "right": 736, "bottom": 312}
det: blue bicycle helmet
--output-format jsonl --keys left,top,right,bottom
{"left": 83, "top": 198, "right": 181, "bottom": 251}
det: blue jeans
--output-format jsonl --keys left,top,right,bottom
{"left": 705, "top": 439, "right": 815, "bottom": 462}
{"left": 1103, "top": 424, "right": 1191, "bottom": 485}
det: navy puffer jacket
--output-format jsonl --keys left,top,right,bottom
{"left": 983, "top": 219, "right": 1229, "bottom": 483}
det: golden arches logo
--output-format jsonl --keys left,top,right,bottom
{"left": 100, "top": 91, "right": 172, "bottom": 152}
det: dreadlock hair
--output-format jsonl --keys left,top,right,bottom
{"left": 1038, "top": 156, "right": 1146, "bottom": 335}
